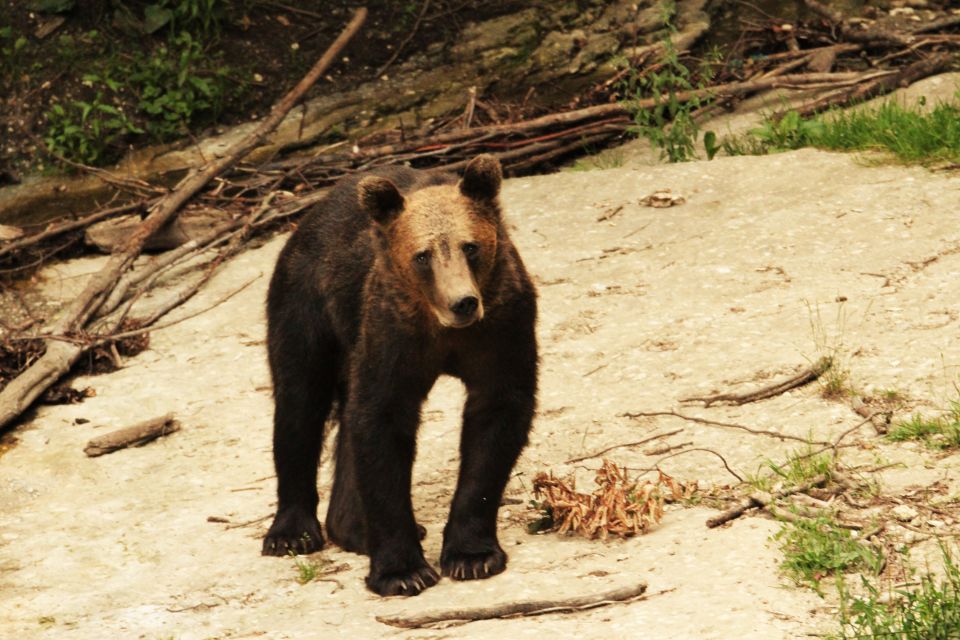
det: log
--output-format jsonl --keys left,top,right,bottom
{"left": 0, "top": 8, "right": 368, "bottom": 430}
{"left": 84, "top": 414, "right": 180, "bottom": 457}
{"left": 376, "top": 581, "right": 648, "bottom": 629}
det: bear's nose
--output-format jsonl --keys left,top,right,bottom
{"left": 450, "top": 296, "right": 479, "bottom": 317}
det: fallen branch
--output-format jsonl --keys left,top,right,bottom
{"left": 564, "top": 428, "right": 682, "bottom": 464}
{"left": 681, "top": 357, "right": 832, "bottom": 407}
{"left": 0, "top": 8, "right": 368, "bottom": 430}
{"left": 622, "top": 410, "right": 831, "bottom": 446}
{"left": 83, "top": 413, "right": 180, "bottom": 457}
{"left": 376, "top": 581, "right": 648, "bottom": 629}
{"left": 794, "top": 53, "right": 953, "bottom": 118}
{"left": 706, "top": 473, "right": 829, "bottom": 528}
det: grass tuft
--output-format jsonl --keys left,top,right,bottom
{"left": 776, "top": 517, "right": 883, "bottom": 592}
{"left": 888, "top": 400, "right": 960, "bottom": 450}
{"left": 834, "top": 546, "right": 960, "bottom": 639}
{"left": 724, "top": 95, "right": 960, "bottom": 166}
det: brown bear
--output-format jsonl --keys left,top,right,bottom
{"left": 261, "top": 155, "right": 538, "bottom": 597}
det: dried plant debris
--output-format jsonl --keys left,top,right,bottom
{"left": 639, "top": 189, "right": 686, "bottom": 208}
{"left": 531, "top": 459, "right": 687, "bottom": 539}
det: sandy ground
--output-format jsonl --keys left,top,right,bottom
{"left": 2, "top": 148, "right": 960, "bottom": 639}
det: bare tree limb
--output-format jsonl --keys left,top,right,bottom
{"left": 681, "top": 357, "right": 832, "bottom": 407}
{"left": 83, "top": 414, "right": 180, "bottom": 457}
{"left": 376, "top": 581, "right": 648, "bottom": 629}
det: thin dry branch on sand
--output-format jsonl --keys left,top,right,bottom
{"left": 564, "top": 428, "right": 683, "bottom": 464}
{"left": 83, "top": 413, "right": 180, "bottom": 457}
{"left": 0, "top": 9, "right": 368, "bottom": 430}
{"left": 623, "top": 410, "right": 832, "bottom": 446}
{"left": 706, "top": 473, "right": 830, "bottom": 528}
{"left": 681, "top": 357, "right": 833, "bottom": 407}
{"left": 376, "top": 581, "right": 649, "bottom": 629}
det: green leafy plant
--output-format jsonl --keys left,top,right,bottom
{"left": 833, "top": 545, "right": 960, "bottom": 639}
{"left": 128, "top": 32, "right": 230, "bottom": 142}
{"left": 776, "top": 517, "right": 883, "bottom": 592}
{"left": 143, "top": 0, "right": 224, "bottom": 37}
{"left": 619, "top": 3, "right": 718, "bottom": 163}
{"left": 43, "top": 92, "right": 143, "bottom": 165}
{"left": 1, "top": 26, "right": 29, "bottom": 89}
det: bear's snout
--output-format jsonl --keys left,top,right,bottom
{"left": 450, "top": 295, "right": 480, "bottom": 322}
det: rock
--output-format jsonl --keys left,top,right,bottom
{"left": 84, "top": 209, "right": 232, "bottom": 253}
{"left": 891, "top": 504, "right": 919, "bottom": 521}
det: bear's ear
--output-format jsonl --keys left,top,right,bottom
{"left": 358, "top": 176, "right": 405, "bottom": 225}
{"left": 459, "top": 154, "right": 502, "bottom": 202}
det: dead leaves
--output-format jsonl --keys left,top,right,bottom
{"left": 532, "top": 459, "right": 685, "bottom": 539}
{"left": 639, "top": 189, "right": 686, "bottom": 208}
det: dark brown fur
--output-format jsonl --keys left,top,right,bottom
{"left": 262, "top": 156, "right": 538, "bottom": 597}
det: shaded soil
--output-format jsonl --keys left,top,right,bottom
{"left": 0, "top": 0, "right": 531, "bottom": 177}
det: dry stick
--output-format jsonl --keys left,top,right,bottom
{"left": 623, "top": 410, "right": 832, "bottom": 446}
{"left": 631, "top": 447, "right": 745, "bottom": 483}
{"left": 0, "top": 199, "right": 151, "bottom": 260}
{"left": 0, "top": 9, "right": 368, "bottom": 431}
{"left": 83, "top": 414, "right": 180, "bottom": 457}
{"left": 376, "top": 581, "right": 648, "bottom": 629}
{"left": 706, "top": 473, "right": 829, "bottom": 528}
{"left": 794, "top": 52, "right": 953, "bottom": 118}
{"left": 801, "top": 0, "right": 912, "bottom": 47}
{"left": 295, "top": 71, "right": 883, "bottom": 166}
{"left": 565, "top": 428, "right": 683, "bottom": 464}
{"left": 680, "top": 357, "right": 832, "bottom": 407}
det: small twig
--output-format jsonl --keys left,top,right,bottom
{"left": 634, "top": 447, "right": 745, "bottom": 483}
{"left": 376, "top": 581, "right": 648, "bottom": 629}
{"left": 596, "top": 204, "right": 625, "bottom": 223}
{"left": 623, "top": 410, "right": 831, "bottom": 446}
{"left": 565, "top": 428, "right": 682, "bottom": 464}
{"left": 681, "top": 357, "right": 832, "bottom": 407}
{"left": 706, "top": 473, "right": 829, "bottom": 528}
{"left": 84, "top": 414, "right": 180, "bottom": 457}
{"left": 225, "top": 513, "right": 274, "bottom": 530}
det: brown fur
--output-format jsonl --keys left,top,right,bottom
{"left": 262, "top": 155, "right": 537, "bottom": 597}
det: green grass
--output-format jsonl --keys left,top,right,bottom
{"left": 290, "top": 549, "right": 330, "bottom": 585}
{"left": 776, "top": 517, "right": 884, "bottom": 592}
{"left": 749, "top": 446, "right": 836, "bottom": 493}
{"left": 724, "top": 95, "right": 960, "bottom": 165}
{"left": 833, "top": 546, "right": 960, "bottom": 639}
{"left": 887, "top": 401, "right": 960, "bottom": 450}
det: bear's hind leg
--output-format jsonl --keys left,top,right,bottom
{"left": 325, "top": 422, "right": 368, "bottom": 554}
{"left": 262, "top": 328, "right": 338, "bottom": 557}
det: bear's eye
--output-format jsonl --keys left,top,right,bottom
{"left": 413, "top": 250, "right": 431, "bottom": 266}
{"left": 462, "top": 242, "right": 480, "bottom": 257}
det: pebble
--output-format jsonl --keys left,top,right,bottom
{"left": 891, "top": 504, "right": 919, "bottom": 521}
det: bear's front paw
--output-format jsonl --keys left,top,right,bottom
{"left": 261, "top": 507, "right": 324, "bottom": 556}
{"left": 366, "top": 562, "right": 440, "bottom": 596}
{"left": 440, "top": 545, "right": 507, "bottom": 581}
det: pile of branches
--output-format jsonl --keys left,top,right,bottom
{"left": 531, "top": 459, "right": 687, "bottom": 539}
{"left": 0, "top": 2, "right": 958, "bottom": 428}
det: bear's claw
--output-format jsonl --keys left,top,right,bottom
{"left": 441, "top": 546, "right": 507, "bottom": 581}
{"left": 366, "top": 563, "right": 440, "bottom": 597}
{"left": 262, "top": 508, "right": 324, "bottom": 556}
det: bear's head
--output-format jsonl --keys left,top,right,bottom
{"left": 358, "top": 155, "right": 503, "bottom": 329}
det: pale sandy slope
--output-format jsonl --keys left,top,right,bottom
{"left": 2, "top": 149, "right": 959, "bottom": 639}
